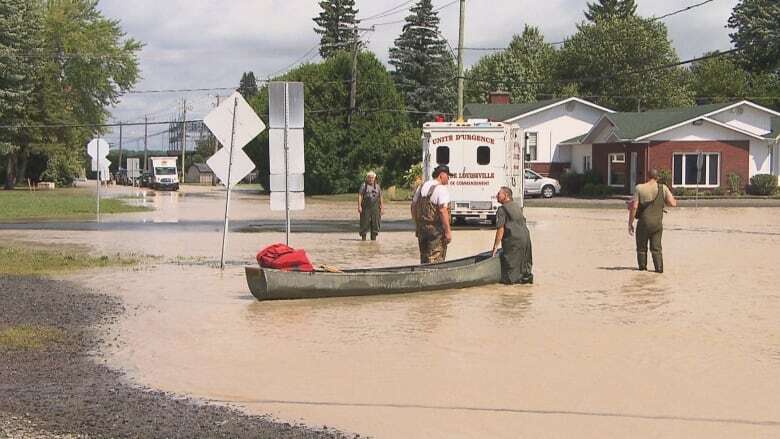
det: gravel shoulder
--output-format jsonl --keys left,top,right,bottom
{"left": 0, "top": 276, "right": 356, "bottom": 439}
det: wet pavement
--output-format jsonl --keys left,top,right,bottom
{"left": 2, "top": 184, "right": 780, "bottom": 438}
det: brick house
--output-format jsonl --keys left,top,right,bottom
{"left": 464, "top": 95, "right": 614, "bottom": 178}
{"left": 569, "top": 101, "right": 780, "bottom": 193}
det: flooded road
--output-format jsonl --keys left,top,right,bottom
{"left": 3, "top": 185, "right": 779, "bottom": 438}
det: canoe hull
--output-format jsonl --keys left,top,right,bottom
{"left": 245, "top": 252, "right": 501, "bottom": 300}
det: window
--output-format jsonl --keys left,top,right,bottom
{"left": 583, "top": 156, "right": 592, "bottom": 172}
{"left": 436, "top": 146, "right": 450, "bottom": 165}
{"left": 476, "top": 146, "right": 490, "bottom": 165}
{"left": 608, "top": 153, "right": 626, "bottom": 187}
{"left": 672, "top": 153, "right": 720, "bottom": 187}
{"left": 525, "top": 132, "right": 538, "bottom": 162}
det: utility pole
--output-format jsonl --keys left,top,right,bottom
{"left": 346, "top": 25, "right": 375, "bottom": 126}
{"left": 456, "top": 0, "right": 466, "bottom": 121}
{"left": 118, "top": 122, "right": 123, "bottom": 174}
{"left": 180, "top": 99, "right": 187, "bottom": 181}
{"left": 143, "top": 116, "right": 148, "bottom": 171}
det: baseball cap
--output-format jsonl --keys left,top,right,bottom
{"left": 432, "top": 165, "right": 451, "bottom": 178}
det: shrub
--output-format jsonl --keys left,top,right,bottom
{"left": 748, "top": 174, "right": 778, "bottom": 195}
{"left": 727, "top": 172, "right": 743, "bottom": 195}
{"left": 583, "top": 169, "right": 603, "bottom": 185}
{"left": 403, "top": 162, "right": 422, "bottom": 191}
{"left": 559, "top": 171, "right": 586, "bottom": 195}
{"left": 581, "top": 183, "right": 613, "bottom": 197}
{"left": 40, "top": 147, "right": 82, "bottom": 187}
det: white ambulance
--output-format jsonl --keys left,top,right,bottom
{"left": 421, "top": 120, "right": 524, "bottom": 224}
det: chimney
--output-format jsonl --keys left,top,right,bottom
{"left": 488, "top": 91, "right": 511, "bottom": 105}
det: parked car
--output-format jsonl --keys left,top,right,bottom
{"left": 524, "top": 169, "right": 561, "bottom": 198}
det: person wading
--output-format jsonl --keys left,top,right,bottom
{"left": 491, "top": 186, "right": 533, "bottom": 284}
{"left": 628, "top": 168, "right": 677, "bottom": 272}
{"left": 411, "top": 165, "right": 452, "bottom": 263}
{"left": 358, "top": 171, "right": 384, "bottom": 241}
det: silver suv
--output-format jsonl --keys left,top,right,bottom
{"left": 524, "top": 169, "right": 561, "bottom": 198}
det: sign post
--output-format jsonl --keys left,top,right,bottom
{"left": 696, "top": 150, "right": 704, "bottom": 209}
{"left": 87, "top": 138, "right": 110, "bottom": 222}
{"left": 204, "top": 91, "right": 265, "bottom": 270}
{"left": 269, "top": 82, "right": 305, "bottom": 244}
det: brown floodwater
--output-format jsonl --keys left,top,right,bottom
{"left": 3, "top": 185, "right": 780, "bottom": 438}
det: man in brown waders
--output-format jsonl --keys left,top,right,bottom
{"left": 628, "top": 169, "right": 677, "bottom": 272}
{"left": 411, "top": 165, "right": 452, "bottom": 263}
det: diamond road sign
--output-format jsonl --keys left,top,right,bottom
{"left": 204, "top": 92, "right": 265, "bottom": 187}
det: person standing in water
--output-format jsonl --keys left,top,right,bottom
{"left": 358, "top": 171, "right": 383, "bottom": 241}
{"left": 491, "top": 186, "right": 533, "bottom": 284}
{"left": 628, "top": 168, "right": 677, "bottom": 272}
{"left": 411, "top": 165, "right": 452, "bottom": 263}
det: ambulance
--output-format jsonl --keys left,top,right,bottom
{"left": 421, "top": 120, "right": 524, "bottom": 224}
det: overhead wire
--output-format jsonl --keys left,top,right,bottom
{"left": 464, "top": 0, "right": 719, "bottom": 50}
{"left": 359, "top": 0, "right": 415, "bottom": 21}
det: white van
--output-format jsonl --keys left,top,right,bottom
{"left": 147, "top": 156, "right": 179, "bottom": 191}
{"left": 421, "top": 121, "right": 524, "bottom": 223}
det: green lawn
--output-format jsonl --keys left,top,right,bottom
{"left": 0, "top": 188, "right": 149, "bottom": 221}
{"left": 0, "top": 244, "right": 140, "bottom": 276}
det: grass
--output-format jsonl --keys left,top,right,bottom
{"left": 0, "top": 245, "right": 139, "bottom": 276}
{"left": 0, "top": 325, "right": 64, "bottom": 350}
{"left": 0, "top": 188, "right": 149, "bottom": 221}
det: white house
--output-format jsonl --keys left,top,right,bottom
{"left": 464, "top": 96, "right": 615, "bottom": 178}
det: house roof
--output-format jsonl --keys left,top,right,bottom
{"left": 560, "top": 134, "right": 586, "bottom": 144}
{"left": 464, "top": 98, "right": 567, "bottom": 122}
{"left": 605, "top": 102, "right": 734, "bottom": 140}
{"left": 189, "top": 163, "right": 213, "bottom": 173}
{"left": 463, "top": 96, "right": 616, "bottom": 122}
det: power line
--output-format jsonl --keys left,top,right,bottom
{"left": 465, "top": 0, "right": 719, "bottom": 50}
{"left": 372, "top": 0, "right": 459, "bottom": 26}
{"left": 359, "top": 0, "right": 415, "bottom": 21}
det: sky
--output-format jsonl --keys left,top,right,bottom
{"left": 97, "top": 0, "right": 740, "bottom": 150}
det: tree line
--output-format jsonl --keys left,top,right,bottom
{"left": 239, "top": 0, "right": 778, "bottom": 194}
{"left": 0, "top": 0, "right": 142, "bottom": 189}
{"left": 1, "top": 0, "right": 777, "bottom": 193}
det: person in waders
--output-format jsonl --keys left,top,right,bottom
{"left": 411, "top": 165, "right": 452, "bottom": 263}
{"left": 628, "top": 169, "right": 677, "bottom": 272}
{"left": 491, "top": 187, "right": 533, "bottom": 284}
{"left": 358, "top": 171, "right": 383, "bottom": 241}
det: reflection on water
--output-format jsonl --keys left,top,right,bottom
{"left": 6, "top": 188, "right": 779, "bottom": 438}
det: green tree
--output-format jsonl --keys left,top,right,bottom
{"left": 25, "top": 0, "right": 142, "bottom": 187}
{"left": 0, "top": 0, "right": 43, "bottom": 189}
{"left": 465, "top": 25, "right": 556, "bottom": 104}
{"left": 728, "top": 0, "right": 780, "bottom": 73}
{"left": 238, "top": 71, "right": 258, "bottom": 98}
{"left": 388, "top": 0, "right": 456, "bottom": 123}
{"left": 690, "top": 52, "right": 780, "bottom": 108}
{"left": 245, "top": 51, "right": 415, "bottom": 194}
{"left": 584, "top": 0, "right": 637, "bottom": 23}
{"left": 313, "top": 0, "right": 360, "bottom": 59}
{"left": 556, "top": 16, "right": 693, "bottom": 111}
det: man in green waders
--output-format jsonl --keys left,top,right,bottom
{"left": 628, "top": 169, "right": 677, "bottom": 272}
{"left": 491, "top": 187, "right": 533, "bottom": 284}
{"left": 411, "top": 165, "right": 452, "bottom": 263}
{"left": 358, "top": 171, "right": 384, "bottom": 241}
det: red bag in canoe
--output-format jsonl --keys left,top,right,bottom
{"left": 256, "top": 243, "right": 314, "bottom": 272}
